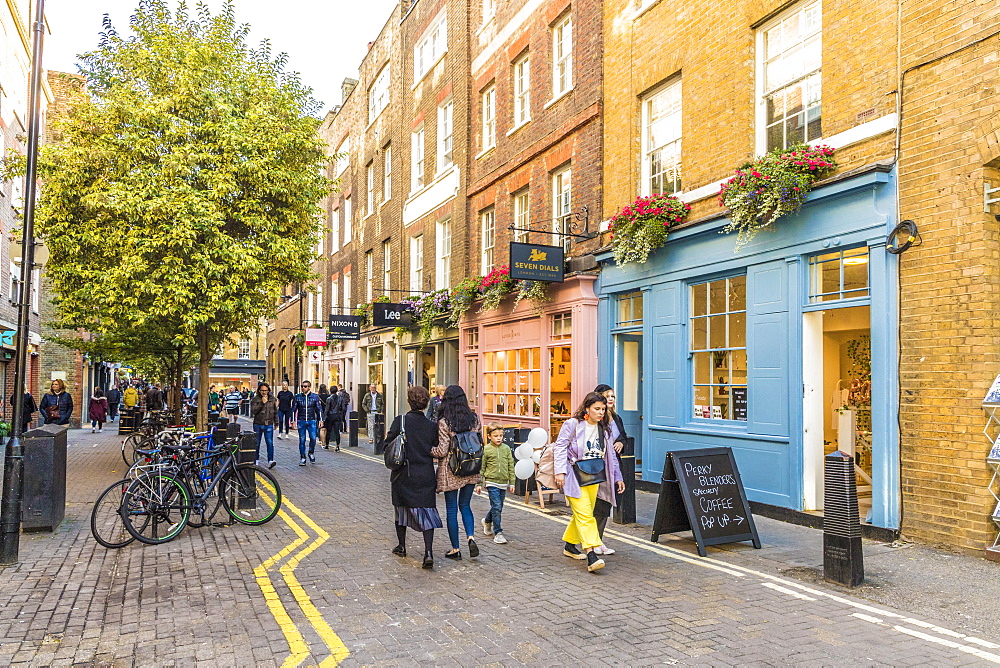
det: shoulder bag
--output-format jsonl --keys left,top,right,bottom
{"left": 572, "top": 425, "right": 607, "bottom": 487}
{"left": 384, "top": 415, "right": 406, "bottom": 470}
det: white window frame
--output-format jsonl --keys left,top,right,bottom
{"left": 553, "top": 167, "right": 572, "bottom": 253}
{"left": 513, "top": 54, "right": 531, "bottom": 128}
{"left": 641, "top": 78, "right": 682, "bottom": 196}
{"left": 365, "top": 250, "right": 374, "bottom": 302}
{"left": 480, "top": 208, "right": 496, "bottom": 274}
{"left": 343, "top": 271, "right": 352, "bottom": 308}
{"left": 344, "top": 196, "right": 353, "bottom": 244}
{"left": 382, "top": 239, "right": 391, "bottom": 293}
{"left": 238, "top": 339, "right": 251, "bottom": 360}
{"left": 414, "top": 13, "right": 448, "bottom": 82}
{"left": 369, "top": 64, "right": 390, "bottom": 124}
{"left": 552, "top": 14, "right": 573, "bottom": 99}
{"left": 513, "top": 189, "right": 529, "bottom": 243}
{"left": 436, "top": 218, "right": 452, "bottom": 290}
{"left": 8, "top": 262, "right": 18, "bottom": 303}
{"left": 335, "top": 137, "right": 351, "bottom": 175}
{"left": 410, "top": 235, "right": 424, "bottom": 294}
{"left": 366, "top": 162, "right": 375, "bottom": 215}
{"left": 411, "top": 126, "right": 425, "bottom": 191}
{"left": 382, "top": 144, "right": 392, "bottom": 203}
{"left": 330, "top": 207, "right": 340, "bottom": 254}
{"left": 483, "top": 0, "right": 495, "bottom": 22}
{"left": 756, "top": 0, "right": 822, "bottom": 154}
{"left": 331, "top": 277, "right": 340, "bottom": 313}
{"left": 437, "top": 100, "right": 454, "bottom": 173}
{"left": 482, "top": 85, "right": 496, "bottom": 152}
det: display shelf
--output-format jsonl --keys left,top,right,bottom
{"left": 983, "top": 404, "right": 1000, "bottom": 551}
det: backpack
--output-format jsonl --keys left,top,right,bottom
{"left": 448, "top": 429, "right": 484, "bottom": 477}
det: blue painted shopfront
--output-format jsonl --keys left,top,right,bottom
{"left": 596, "top": 165, "right": 900, "bottom": 529}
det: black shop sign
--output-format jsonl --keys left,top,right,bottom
{"left": 651, "top": 447, "right": 761, "bottom": 557}
{"left": 509, "top": 242, "right": 564, "bottom": 282}
{"left": 328, "top": 315, "right": 361, "bottom": 341}
{"left": 372, "top": 303, "right": 414, "bottom": 328}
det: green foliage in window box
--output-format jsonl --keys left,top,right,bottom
{"left": 609, "top": 193, "right": 690, "bottom": 265}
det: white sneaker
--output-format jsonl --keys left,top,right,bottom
{"left": 98, "top": 429, "right": 103, "bottom": 433}
{"left": 482, "top": 519, "right": 493, "bottom": 536}
{"left": 493, "top": 533, "right": 507, "bottom": 544}
{"left": 594, "top": 544, "right": 615, "bottom": 555}
{"left": 91, "top": 428, "right": 95, "bottom": 433}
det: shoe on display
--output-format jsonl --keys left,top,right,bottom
{"left": 299, "top": 458, "right": 306, "bottom": 466}
{"left": 268, "top": 461, "right": 276, "bottom": 469}
{"left": 481, "top": 519, "right": 493, "bottom": 536}
{"left": 587, "top": 551, "right": 605, "bottom": 572}
{"left": 493, "top": 534, "right": 508, "bottom": 544}
{"left": 563, "top": 542, "right": 585, "bottom": 560}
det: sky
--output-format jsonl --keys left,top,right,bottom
{"left": 43, "top": 0, "right": 398, "bottom": 114}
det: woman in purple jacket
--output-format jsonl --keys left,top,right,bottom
{"left": 553, "top": 392, "right": 625, "bottom": 573}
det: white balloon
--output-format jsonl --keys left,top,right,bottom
{"left": 530, "top": 450, "right": 542, "bottom": 464}
{"left": 526, "top": 427, "right": 548, "bottom": 447}
{"left": 514, "top": 458, "right": 536, "bottom": 480}
{"left": 514, "top": 443, "right": 533, "bottom": 461}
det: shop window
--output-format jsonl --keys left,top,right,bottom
{"left": 808, "top": 246, "right": 869, "bottom": 303}
{"left": 616, "top": 291, "right": 644, "bottom": 327}
{"left": 466, "top": 328, "right": 479, "bottom": 350}
{"left": 368, "top": 346, "right": 384, "bottom": 387}
{"left": 551, "top": 312, "right": 572, "bottom": 340}
{"left": 691, "top": 276, "right": 747, "bottom": 421}
{"left": 467, "top": 357, "right": 479, "bottom": 408}
{"left": 549, "top": 345, "right": 572, "bottom": 439}
{"left": 483, "top": 347, "right": 541, "bottom": 418}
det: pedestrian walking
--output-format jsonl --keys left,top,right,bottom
{"left": 592, "top": 383, "right": 629, "bottom": 555}
{"left": 276, "top": 381, "right": 294, "bottom": 439}
{"left": 384, "top": 385, "right": 442, "bottom": 569}
{"left": 19, "top": 389, "right": 36, "bottom": 432}
{"left": 324, "top": 385, "right": 344, "bottom": 451}
{"left": 251, "top": 383, "right": 278, "bottom": 469}
{"left": 88, "top": 388, "right": 109, "bottom": 433}
{"left": 293, "top": 380, "right": 323, "bottom": 465}
{"left": 476, "top": 422, "right": 516, "bottom": 544}
{"left": 317, "top": 384, "right": 330, "bottom": 446}
{"left": 224, "top": 386, "right": 242, "bottom": 422}
{"left": 430, "top": 385, "right": 482, "bottom": 561}
{"left": 123, "top": 384, "right": 139, "bottom": 410}
{"left": 552, "top": 392, "right": 625, "bottom": 573}
{"left": 425, "top": 385, "right": 445, "bottom": 422}
{"left": 39, "top": 379, "right": 74, "bottom": 426}
{"left": 208, "top": 385, "right": 221, "bottom": 413}
{"left": 106, "top": 385, "right": 121, "bottom": 422}
{"left": 362, "top": 385, "right": 384, "bottom": 444}
{"left": 145, "top": 383, "right": 165, "bottom": 414}
{"left": 338, "top": 386, "right": 351, "bottom": 435}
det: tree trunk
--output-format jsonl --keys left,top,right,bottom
{"left": 174, "top": 345, "right": 183, "bottom": 425}
{"left": 197, "top": 325, "right": 211, "bottom": 432}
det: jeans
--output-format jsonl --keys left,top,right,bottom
{"left": 277, "top": 409, "right": 292, "bottom": 434}
{"left": 91, "top": 419, "right": 104, "bottom": 430}
{"left": 443, "top": 484, "right": 476, "bottom": 550}
{"left": 367, "top": 414, "right": 377, "bottom": 441}
{"left": 254, "top": 424, "right": 274, "bottom": 462}
{"left": 484, "top": 486, "right": 507, "bottom": 535}
{"left": 297, "top": 420, "right": 317, "bottom": 458}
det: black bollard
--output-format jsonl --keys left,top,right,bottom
{"left": 613, "top": 437, "right": 637, "bottom": 524}
{"left": 823, "top": 450, "right": 865, "bottom": 587}
{"left": 348, "top": 411, "right": 359, "bottom": 447}
{"left": 236, "top": 432, "right": 259, "bottom": 509}
{"left": 373, "top": 413, "right": 386, "bottom": 454}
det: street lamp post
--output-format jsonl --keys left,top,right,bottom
{"left": 0, "top": 0, "right": 47, "bottom": 565}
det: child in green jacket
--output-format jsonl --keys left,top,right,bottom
{"left": 476, "top": 422, "right": 516, "bottom": 544}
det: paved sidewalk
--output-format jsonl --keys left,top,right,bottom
{"left": 0, "top": 426, "right": 996, "bottom": 666}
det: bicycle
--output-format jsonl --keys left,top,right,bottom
{"left": 119, "top": 432, "right": 281, "bottom": 545}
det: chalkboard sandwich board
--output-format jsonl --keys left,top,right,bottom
{"left": 651, "top": 447, "right": 761, "bottom": 557}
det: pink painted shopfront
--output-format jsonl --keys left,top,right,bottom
{"left": 459, "top": 276, "right": 599, "bottom": 439}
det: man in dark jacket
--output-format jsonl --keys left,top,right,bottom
{"left": 276, "top": 381, "right": 295, "bottom": 439}
{"left": 106, "top": 385, "right": 122, "bottom": 422}
{"left": 324, "top": 386, "right": 345, "bottom": 452}
{"left": 361, "top": 385, "right": 384, "bottom": 445}
{"left": 293, "top": 380, "right": 324, "bottom": 465}
{"left": 145, "top": 384, "right": 165, "bottom": 413}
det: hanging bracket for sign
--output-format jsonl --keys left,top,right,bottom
{"left": 507, "top": 207, "right": 593, "bottom": 241}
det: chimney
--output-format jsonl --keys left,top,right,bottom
{"left": 341, "top": 78, "right": 359, "bottom": 103}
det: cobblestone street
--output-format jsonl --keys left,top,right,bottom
{"left": 0, "top": 427, "right": 997, "bottom": 666}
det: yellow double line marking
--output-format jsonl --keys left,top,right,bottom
{"left": 255, "top": 483, "right": 349, "bottom": 667}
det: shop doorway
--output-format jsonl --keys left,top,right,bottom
{"left": 615, "top": 333, "right": 643, "bottom": 468}
{"left": 802, "top": 305, "right": 872, "bottom": 517}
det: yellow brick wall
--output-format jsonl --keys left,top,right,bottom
{"left": 897, "top": 0, "right": 1000, "bottom": 552}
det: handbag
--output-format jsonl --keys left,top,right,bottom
{"left": 383, "top": 415, "right": 406, "bottom": 471}
{"left": 572, "top": 457, "right": 607, "bottom": 487}
{"left": 45, "top": 402, "right": 61, "bottom": 421}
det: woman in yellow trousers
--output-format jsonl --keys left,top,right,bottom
{"left": 553, "top": 392, "right": 625, "bottom": 573}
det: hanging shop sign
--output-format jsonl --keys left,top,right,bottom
{"left": 509, "top": 242, "right": 565, "bottom": 282}
{"left": 305, "top": 328, "right": 327, "bottom": 346}
{"left": 328, "top": 315, "right": 361, "bottom": 341}
{"left": 651, "top": 447, "right": 761, "bottom": 557}
{"left": 372, "top": 302, "right": 414, "bottom": 328}
{"left": 0, "top": 329, "right": 14, "bottom": 347}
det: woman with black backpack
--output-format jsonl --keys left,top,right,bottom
{"left": 430, "top": 385, "right": 482, "bottom": 561}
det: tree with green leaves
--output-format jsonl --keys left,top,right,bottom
{"left": 21, "top": 1, "right": 330, "bottom": 429}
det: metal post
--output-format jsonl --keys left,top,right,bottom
{"left": 0, "top": 0, "right": 46, "bottom": 565}
{"left": 823, "top": 450, "right": 865, "bottom": 587}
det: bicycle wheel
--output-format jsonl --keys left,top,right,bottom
{"left": 91, "top": 479, "right": 141, "bottom": 549}
{"left": 219, "top": 464, "right": 281, "bottom": 525}
{"left": 120, "top": 473, "right": 192, "bottom": 544}
{"left": 121, "top": 433, "right": 142, "bottom": 466}
{"left": 186, "top": 463, "right": 222, "bottom": 528}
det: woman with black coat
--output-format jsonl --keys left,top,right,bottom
{"left": 384, "top": 385, "right": 442, "bottom": 569}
